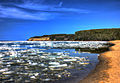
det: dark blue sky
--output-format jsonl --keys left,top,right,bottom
{"left": 0, "top": 0, "right": 120, "bottom": 40}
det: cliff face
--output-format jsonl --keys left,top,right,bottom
{"left": 28, "top": 34, "right": 75, "bottom": 41}
{"left": 28, "top": 28, "right": 120, "bottom": 41}
{"left": 28, "top": 37, "right": 50, "bottom": 41}
{"left": 75, "top": 28, "right": 120, "bottom": 41}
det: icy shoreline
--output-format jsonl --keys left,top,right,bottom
{"left": 0, "top": 41, "right": 109, "bottom": 49}
{"left": 0, "top": 41, "right": 101, "bottom": 82}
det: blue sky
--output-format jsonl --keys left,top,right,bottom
{"left": 0, "top": 0, "right": 120, "bottom": 40}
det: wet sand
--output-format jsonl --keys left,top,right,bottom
{"left": 80, "top": 40, "right": 120, "bottom": 83}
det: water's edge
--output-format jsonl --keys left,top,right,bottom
{"left": 79, "top": 41, "right": 114, "bottom": 83}
{"left": 0, "top": 41, "right": 112, "bottom": 83}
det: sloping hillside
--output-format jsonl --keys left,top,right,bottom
{"left": 28, "top": 28, "right": 120, "bottom": 41}
{"left": 75, "top": 28, "right": 120, "bottom": 41}
{"left": 28, "top": 34, "right": 75, "bottom": 41}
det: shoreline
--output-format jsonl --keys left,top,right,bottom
{"left": 79, "top": 40, "right": 120, "bottom": 83}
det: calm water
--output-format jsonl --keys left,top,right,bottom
{"left": 0, "top": 41, "right": 110, "bottom": 83}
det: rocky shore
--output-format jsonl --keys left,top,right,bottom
{"left": 79, "top": 40, "right": 120, "bottom": 83}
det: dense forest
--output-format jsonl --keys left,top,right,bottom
{"left": 75, "top": 28, "right": 120, "bottom": 41}
{"left": 29, "top": 28, "right": 120, "bottom": 41}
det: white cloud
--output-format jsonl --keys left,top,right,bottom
{"left": 0, "top": 5, "right": 59, "bottom": 20}
{"left": 16, "top": 1, "right": 89, "bottom": 13}
{"left": 0, "top": 0, "right": 89, "bottom": 20}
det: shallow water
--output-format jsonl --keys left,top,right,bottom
{"left": 0, "top": 41, "right": 109, "bottom": 83}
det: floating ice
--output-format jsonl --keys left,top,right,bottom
{"left": 0, "top": 41, "right": 109, "bottom": 82}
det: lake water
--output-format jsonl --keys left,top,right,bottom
{"left": 0, "top": 41, "right": 110, "bottom": 83}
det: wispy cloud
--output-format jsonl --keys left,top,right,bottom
{"left": 0, "top": 5, "right": 59, "bottom": 20}
{"left": 16, "top": 1, "right": 89, "bottom": 13}
{"left": 0, "top": 0, "right": 90, "bottom": 20}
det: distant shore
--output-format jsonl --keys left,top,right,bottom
{"left": 79, "top": 40, "right": 120, "bottom": 83}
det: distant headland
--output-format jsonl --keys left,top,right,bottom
{"left": 28, "top": 28, "right": 120, "bottom": 41}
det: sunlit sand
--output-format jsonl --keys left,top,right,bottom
{"left": 80, "top": 40, "right": 120, "bottom": 83}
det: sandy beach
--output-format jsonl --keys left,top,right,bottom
{"left": 80, "top": 40, "right": 120, "bottom": 83}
